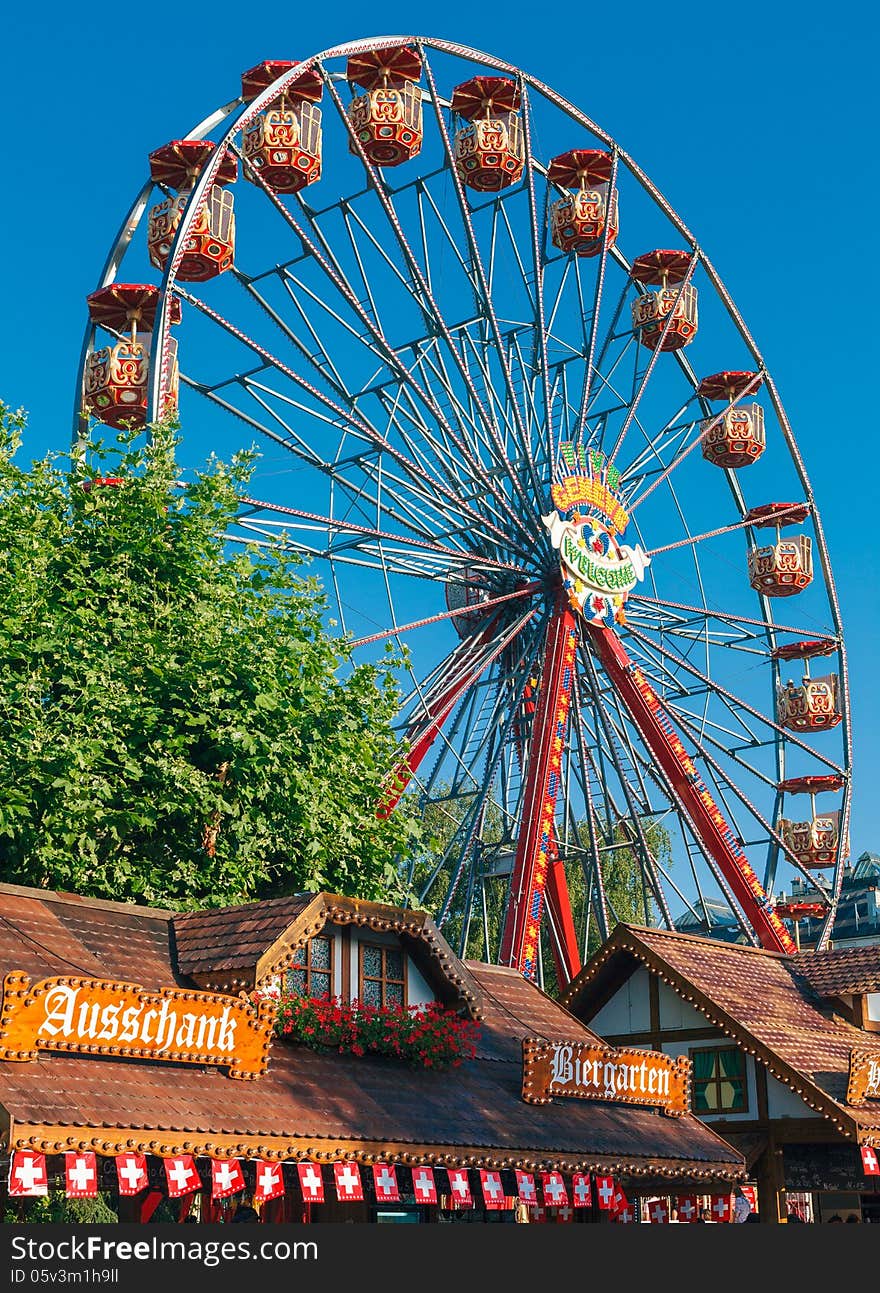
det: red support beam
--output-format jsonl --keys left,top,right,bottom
{"left": 499, "top": 603, "right": 580, "bottom": 977}
{"left": 588, "top": 624, "right": 795, "bottom": 953}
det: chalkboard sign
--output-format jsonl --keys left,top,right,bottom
{"left": 783, "top": 1143, "right": 880, "bottom": 1192}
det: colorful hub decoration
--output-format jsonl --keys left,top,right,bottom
{"left": 452, "top": 76, "right": 525, "bottom": 192}
{"left": 548, "top": 150, "right": 618, "bottom": 258}
{"left": 544, "top": 445, "right": 649, "bottom": 625}
{"left": 346, "top": 45, "right": 423, "bottom": 167}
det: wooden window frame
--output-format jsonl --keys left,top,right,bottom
{"left": 688, "top": 1044, "right": 749, "bottom": 1115}
{"left": 359, "top": 941, "right": 408, "bottom": 1009}
{"left": 286, "top": 934, "right": 335, "bottom": 999}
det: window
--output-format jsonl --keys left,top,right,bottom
{"left": 286, "top": 935, "right": 333, "bottom": 998}
{"left": 690, "top": 1046, "right": 747, "bottom": 1114}
{"left": 359, "top": 943, "right": 406, "bottom": 1008}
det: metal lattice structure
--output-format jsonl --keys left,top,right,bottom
{"left": 75, "top": 36, "right": 852, "bottom": 985}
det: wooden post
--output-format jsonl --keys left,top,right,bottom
{"left": 754, "top": 1136, "right": 787, "bottom": 1224}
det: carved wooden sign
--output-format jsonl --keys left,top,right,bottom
{"left": 0, "top": 972, "right": 275, "bottom": 1080}
{"left": 846, "top": 1049, "right": 880, "bottom": 1105}
{"left": 522, "top": 1038, "right": 691, "bottom": 1117}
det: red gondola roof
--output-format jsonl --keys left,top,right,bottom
{"left": 772, "top": 638, "right": 838, "bottom": 662}
{"left": 451, "top": 76, "right": 521, "bottom": 119}
{"left": 775, "top": 902, "right": 828, "bottom": 920}
{"left": 745, "top": 501, "right": 811, "bottom": 528}
{"left": 240, "top": 60, "right": 323, "bottom": 103}
{"left": 778, "top": 775, "right": 845, "bottom": 794}
{"left": 547, "top": 149, "right": 614, "bottom": 189}
{"left": 630, "top": 249, "right": 693, "bottom": 285}
{"left": 87, "top": 285, "right": 181, "bottom": 333}
{"left": 346, "top": 44, "right": 422, "bottom": 90}
{"left": 697, "top": 370, "right": 763, "bottom": 401}
{"left": 148, "top": 141, "right": 237, "bottom": 190}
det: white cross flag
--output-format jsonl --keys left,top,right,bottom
{"left": 372, "top": 1163, "right": 400, "bottom": 1202}
{"left": 211, "top": 1157, "right": 245, "bottom": 1201}
{"left": 861, "top": 1145, "right": 880, "bottom": 1176}
{"left": 541, "top": 1172, "right": 568, "bottom": 1207}
{"left": 65, "top": 1152, "right": 98, "bottom": 1199}
{"left": 115, "top": 1152, "right": 148, "bottom": 1196}
{"left": 479, "top": 1169, "right": 506, "bottom": 1210}
{"left": 412, "top": 1166, "right": 437, "bottom": 1204}
{"left": 163, "top": 1154, "right": 199, "bottom": 1199}
{"left": 333, "top": 1161, "right": 363, "bottom": 1202}
{"left": 595, "top": 1175, "right": 615, "bottom": 1211}
{"left": 255, "top": 1160, "right": 285, "bottom": 1203}
{"left": 447, "top": 1169, "right": 472, "bottom": 1206}
{"left": 297, "top": 1162, "right": 324, "bottom": 1203}
{"left": 572, "top": 1172, "right": 591, "bottom": 1208}
{"left": 9, "top": 1151, "right": 48, "bottom": 1197}
{"left": 515, "top": 1170, "right": 536, "bottom": 1203}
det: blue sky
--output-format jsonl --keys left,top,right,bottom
{"left": 2, "top": 0, "right": 877, "bottom": 870}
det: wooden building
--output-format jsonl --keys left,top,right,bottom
{"left": 562, "top": 924, "right": 880, "bottom": 1223}
{"left": 0, "top": 884, "right": 744, "bottom": 1222}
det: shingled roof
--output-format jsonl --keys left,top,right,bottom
{"left": 562, "top": 924, "right": 880, "bottom": 1138}
{"left": 0, "top": 885, "right": 744, "bottom": 1183}
{"left": 791, "top": 944, "right": 880, "bottom": 997}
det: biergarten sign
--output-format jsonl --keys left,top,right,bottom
{"left": 0, "top": 972, "right": 275, "bottom": 1080}
{"left": 522, "top": 1038, "right": 691, "bottom": 1117}
{"left": 846, "top": 1049, "right": 880, "bottom": 1105}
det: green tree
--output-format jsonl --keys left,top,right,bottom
{"left": 0, "top": 407, "right": 420, "bottom": 908}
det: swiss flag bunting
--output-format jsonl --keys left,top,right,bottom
{"left": 710, "top": 1193, "right": 732, "bottom": 1223}
{"left": 412, "top": 1165, "right": 437, "bottom": 1204}
{"left": 254, "top": 1160, "right": 285, "bottom": 1203}
{"left": 9, "top": 1151, "right": 48, "bottom": 1197}
{"left": 614, "top": 1202, "right": 635, "bottom": 1224}
{"left": 611, "top": 1182, "right": 629, "bottom": 1217}
{"left": 571, "top": 1171, "right": 591, "bottom": 1207}
{"left": 372, "top": 1163, "right": 400, "bottom": 1202}
{"left": 115, "top": 1152, "right": 148, "bottom": 1196}
{"left": 478, "top": 1169, "right": 506, "bottom": 1210}
{"left": 675, "top": 1194, "right": 699, "bottom": 1223}
{"left": 447, "top": 1168, "right": 472, "bottom": 1206}
{"left": 647, "top": 1197, "right": 669, "bottom": 1224}
{"left": 333, "top": 1161, "right": 363, "bottom": 1202}
{"left": 163, "top": 1155, "right": 200, "bottom": 1199}
{"left": 211, "top": 1158, "right": 245, "bottom": 1201}
{"left": 541, "top": 1171, "right": 568, "bottom": 1207}
{"left": 861, "top": 1145, "right": 880, "bottom": 1176}
{"left": 514, "top": 1170, "right": 536, "bottom": 1204}
{"left": 65, "top": 1152, "right": 98, "bottom": 1199}
{"left": 297, "top": 1162, "right": 324, "bottom": 1203}
{"left": 594, "top": 1175, "right": 616, "bottom": 1211}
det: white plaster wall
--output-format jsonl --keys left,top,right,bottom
{"left": 588, "top": 966, "right": 652, "bottom": 1035}
{"left": 766, "top": 1070, "right": 819, "bottom": 1119}
{"left": 867, "top": 992, "right": 880, "bottom": 1023}
{"left": 656, "top": 978, "right": 708, "bottom": 1030}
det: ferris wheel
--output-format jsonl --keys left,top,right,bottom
{"left": 75, "top": 35, "right": 852, "bottom": 983}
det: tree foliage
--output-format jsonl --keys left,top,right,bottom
{"left": 0, "top": 407, "right": 420, "bottom": 908}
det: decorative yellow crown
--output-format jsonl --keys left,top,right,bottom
{"left": 551, "top": 444, "right": 629, "bottom": 534}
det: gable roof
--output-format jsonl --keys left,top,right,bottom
{"left": 561, "top": 924, "right": 880, "bottom": 1139}
{"left": 0, "top": 884, "right": 743, "bottom": 1181}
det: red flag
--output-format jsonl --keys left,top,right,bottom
{"left": 541, "top": 1171, "right": 568, "bottom": 1207}
{"left": 515, "top": 1170, "right": 536, "bottom": 1204}
{"left": 9, "top": 1151, "right": 48, "bottom": 1197}
{"left": 861, "top": 1145, "right": 880, "bottom": 1176}
{"left": 115, "top": 1152, "right": 148, "bottom": 1196}
{"left": 529, "top": 1204, "right": 548, "bottom": 1224}
{"left": 65, "top": 1152, "right": 98, "bottom": 1199}
{"left": 163, "top": 1155, "right": 199, "bottom": 1199}
{"left": 675, "top": 1194, "right": 699, "bottom": 1223}
{"left": 595, "top": 1175, "right": 616, "bottom": 1211}
{"left": 647, "top": 1197, "right": 669, "bottom": 1224}
{"left": 412, "top": 1165, "right": 437, "bottom": 1204}
{"left": 555, "top": 1205, "right": 575, "bottom": 1223}
{"left": 333, "top": 1161, "right": 363, "bottom": 1202}
{"left": 211, "top": 1158, "right": 245, "bottom": 1201}
{"left": 372, "top": 1163, "right": 400, "bottom": 1202}
{"left": 571, "top": 1172, "right": 591, "bottom": 1207}
{"left": 254, "top": 1160, "right": 285, "bottom": 1203}
{"left": 447, "top": 1168, "right": 472, "bottom": 1206}
{"left": 297, "top": 1162, "right": 324, "bottom": 1203}
{"left": 711, "top": 1193, "right": 732, "bottom": 1223}
{"left": 611, "top": 1183, "right": 630, "bottom": 1217}
{"left": 479, "top": 1169, "right": 506, "bottom": 1210}
{"left": 614, "top": 1202, "right": 635, "bottom": 1224}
